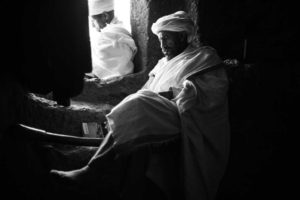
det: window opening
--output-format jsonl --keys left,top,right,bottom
{"left": 114, "top": 0, "right": 131, "bottom": 33}
{"left": 88, "top": 0, "right": 133, "bottom": 82}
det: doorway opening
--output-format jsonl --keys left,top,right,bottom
{"left": 115, "top": 0, "right": 131, "bottom": 33}
{"left": 87, "top": 0, "right": 133, "bottom": 82}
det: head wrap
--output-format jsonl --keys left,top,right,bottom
{"left": 151, "top": 11, "right": 196, "bottom": 43}
{"left": 88, "top": 0, "right": 114, "bottom": 16}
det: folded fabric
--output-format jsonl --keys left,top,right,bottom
{"left": 106, "top": 89, "right": 180, "bottom": 148}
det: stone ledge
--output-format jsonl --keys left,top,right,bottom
{"left": 73, "top": 71, "right": 148, "bottom": 105}
{"left": 22, "top": 72, "right": 148, "bottom": 137}
{"left": 21, "top": 94, "right": 112, "bottom": 137}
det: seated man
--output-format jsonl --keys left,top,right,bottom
{"left": 51, "top": 11, "right": 230, "bottom": 200}
{"left": 87, "top": 0, "right": 137, "bottom": 80}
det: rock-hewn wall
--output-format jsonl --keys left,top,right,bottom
{"left": 185, "top": 0, "right": 200, "bottom": 43}
{"left": 130, "top": 0, "right": 150, "bottom": 74}
{"left": 20, "top": 94, "right": 111, "bottom": 136}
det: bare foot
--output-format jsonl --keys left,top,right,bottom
{"left": 50, "top": 165, "right": 100, "bottom": 191}
{"left": 50, "top": 165, "right": 119, "bottom": 194}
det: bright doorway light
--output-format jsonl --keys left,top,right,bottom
{"left": 114, "top": 0, "right": 131, "bottom": 32}
{"left": 87, "top": 0, "right": 132, "bottom": 77}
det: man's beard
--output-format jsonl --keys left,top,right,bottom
{"left": 162, "top": 48, "right": 181, "bottom": 60}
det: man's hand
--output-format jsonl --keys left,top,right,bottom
{"left": 84, "top": 73, "right": 98, "bottom": 79}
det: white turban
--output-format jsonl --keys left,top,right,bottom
{"left": 151, "top": 11, "right": 196, "bottom": 43}
{"left": 88, "top": 0, "right": 114, "bottom": 16}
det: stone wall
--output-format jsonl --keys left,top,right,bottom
{"left": 130, "top": 0, "right": 150, "bottom": 74}
{"left": 20, "top": 94, "right": 111, "bottom": 136}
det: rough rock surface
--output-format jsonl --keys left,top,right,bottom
{"left": 21, "top": 93, "right": 112, "bottom": 137}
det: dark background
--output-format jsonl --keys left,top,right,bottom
{"left": 1, "top": 0, "right": 298, "bottom": 199}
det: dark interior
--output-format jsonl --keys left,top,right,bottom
{"left": 1, "top": 0, "right": 297, "bottom": 199}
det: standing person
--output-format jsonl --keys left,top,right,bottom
{"left": 87, "top": 0, "right": 137, "bottom": 80}
{"left": 51, "top": 11, "right": 230, "bottom": 200}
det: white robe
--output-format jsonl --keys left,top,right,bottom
{"left": 106, "top": 45, "right": 230, "bottom": 200}
{"left": 90, "top": 18, "right": 137, "bottom": 80}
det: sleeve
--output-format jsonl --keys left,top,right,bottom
{"left": 174, "top": 66, "right": 229, "bottom": 114}
{"left": 192, "top": 67, "right": 229, "bottom": 111}
{"left": 179, "top": 66, "right": 230, "bottom": 200}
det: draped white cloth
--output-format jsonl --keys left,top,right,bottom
{"left": 105, "top": 43, "right": 230, "bottom": 200}
{"left": 90, "top": 18, "right": 137, "bottom": 80}
{"left": 106, "top": 89, "right": 180, "bottom": 148}
{"left": 146, "top": 45, "right": 222, "bottom": 93}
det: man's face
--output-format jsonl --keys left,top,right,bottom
{"left": 91, "top": 14, "right": 107, "bottom": 31}
{"left": 157, "top": 31, "right": 188, "bottom": 60}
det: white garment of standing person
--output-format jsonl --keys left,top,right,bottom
{"left": 90, "top": 17, "right": 137, "bottom": 80}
